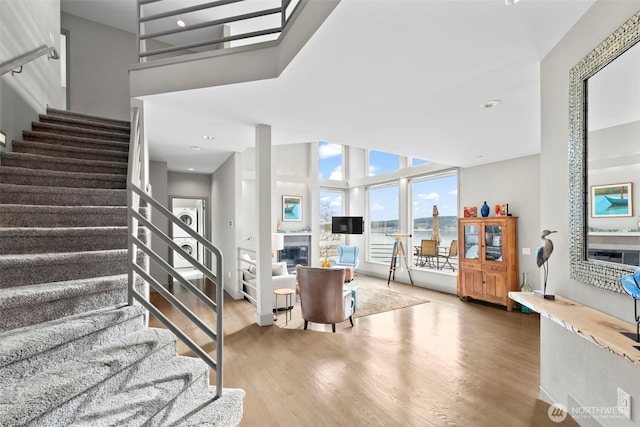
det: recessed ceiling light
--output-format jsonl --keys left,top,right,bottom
{"left": 187, "top": 168, "right": 195, "bottom": 171}
{"left": 190, "top": 145, "right": 203, "bottom": 150}
{"left": 480, "top": 99, "right": 501, "bottom": 109}
{"left": 505, "top": 0, "right": 520, "bottom": 5}
{"left": 202, "top": 135, "right": 215, "bottom": 140}
{"left": 176, "top": 20, "right": 186, "bottom": 27}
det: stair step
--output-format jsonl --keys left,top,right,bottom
{"left": 23, "top": 130, "right": 129, "bottom": 153}
{"left": 13, "top": 140, "right": 128, "bottom": 163}
{"left": 70, "top": 356, "right": 210, "bottom": 426}
{"left": 0, "top": 151, "right": 127, "bottom": 175}
{"left": 0, "top": 166, "right": 126, "bottom": 189}
{"left": 0, "top": 275, "right": 130, "bottom": 331}
{"left": 168, "top": 388, "right": 246, "bottom": 427}
{"left": 32, "top": 121, "right": 130, "bottom": 143}
{"left": 0, "top": 327, "right": 176, "bottom": 427}
{"left": 0, "top": 226, "right": 131, "bottom": 254}
{"left": 0, "top": 205, "right": 129, "bottom": 227}
{"left": 0, "top": 306, "right": 146, "bottom": 393}
{"left": 0, "top": 249, "right": 133, "bottom": 288}
{"left": 40, "top": 113, "right": 130, "bottom": 135}
{"left": 47, "top": 107, "right": 131, "bottom": 129}
{"left": 0, "top": 183, "right": 126, "bottom": 206}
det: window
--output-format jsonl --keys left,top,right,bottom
{"left": 368, "top": 150, "right": 399, "bottom": 176}
{"left": 318, "top": 141, "right": 343, "bottom": 180}
{"left": 411, "top": 172, "right": 458, "bottom": 269}
{"left": 319, "top": 190, "right": 344, "bottom": 260}
{"left": 411, "top": 158, "right": 429, "bottom": 167}
{"left": 367, "top": 184, "right": 399, "bottom": 263}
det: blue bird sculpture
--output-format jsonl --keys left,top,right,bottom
{"left": 536, "top": 230, "right": 556, "bottom": 297}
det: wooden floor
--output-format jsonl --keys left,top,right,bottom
{"left": 150, "top": 275, "right": 578, "bottom": 427}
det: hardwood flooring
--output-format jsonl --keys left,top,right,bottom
{"left": 150, "top": 275, "right": 578, "bottom": 427}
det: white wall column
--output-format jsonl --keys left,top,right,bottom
{"left": 255, "top": 124, "right": 274, "bottom": 326}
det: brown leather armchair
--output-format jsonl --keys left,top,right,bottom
{"left": 296, "top": 266, "right": 354, "bottom": 333}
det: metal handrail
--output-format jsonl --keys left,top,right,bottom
{"left": 137, "top": 0, "right": 300, "bottom": 61}
{"left": 127, "top": 105, "right": 225, "bottom": 397}
{"left": 0, "top": 45, "right": 59, "bottom": 77}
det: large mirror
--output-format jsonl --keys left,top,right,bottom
{"left": 569, "top": 10, "right": 640, "bottom": 293}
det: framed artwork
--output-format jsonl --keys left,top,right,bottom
{"left": 495, "top": 203, "right": 508, "bottom": 217}
{"left": 590, "top": 183, "right": 633, "bottom": 217}
{"left": 463, "top": 206, "right": 477, "bottom": 217}
{"left": 282, "top": 195, "right": 302, "bottom": 221}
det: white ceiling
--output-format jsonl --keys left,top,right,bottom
{"left": 61, "top": 0, "right": 596, "bottom": 174}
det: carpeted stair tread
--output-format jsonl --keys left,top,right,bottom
{"left": 69, "top": 356, "right": 210, "bottom": 426}
{"left": 0, "top": 205, "right": 128, "bottom": 227}
{"left": 0, "top": 183, "right": 126, "bottom": 206}
{"left": 46, "top": 107, "right": 130, "bottom": 129}
{"left": 32, "top": 121, "right": 130, "bottom": 142}
{"left": 23, "top": 130, "right": 129, "bottom": 153}
{"left": 170, "top": 388, "right": 246, "bottom": 427}
{"left": 0, "top": 327, "right": 175, "bottom": 427}
{"left": 40, "top": 113, "right": 131, "bottom": 135}
{"left": 0, "top": 275, "right": 130, "bottom": 331}
{"left": 13, "top": 140, "right": 128, "bottom": 163}
{"left": 0, "top": 226, "right": 129, "bottom": 254}
{"left": 0, "top": 305, "right": 145, "bottom": 372}
{"left": 0, "top": 166, "right": 126, "bottom": 189}
{"left": 0, "top": 151, "right": 127, "bottom": 175}
{"left": 0, "top": 249, "right": 130, "bottom": 288}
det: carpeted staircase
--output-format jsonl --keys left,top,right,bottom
{"left": 0, "top": 108, "right": 244, "bottom": 426}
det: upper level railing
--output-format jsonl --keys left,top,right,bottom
{"left": 137, "top": 0, "right": 300, "bottom": 62}
{"left": 0, "top": 45, "right": 59, "bottom": 76}
{"left": 126, "top": 103, "right": 225, "bottom": 397}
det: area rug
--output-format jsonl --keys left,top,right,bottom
{"left": 353, "top": 282, "right": 429, "bottom": 318}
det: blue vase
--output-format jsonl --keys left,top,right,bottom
{"left": 481, "top": 202, "right": 490, "bottom": 217}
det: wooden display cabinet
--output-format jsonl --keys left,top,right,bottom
{"left": 457, "top": 216, "right": 518, "bottom": 311}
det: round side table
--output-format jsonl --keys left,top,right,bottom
{"left": 273, "top": 288, "right": 295, "bottom": 325}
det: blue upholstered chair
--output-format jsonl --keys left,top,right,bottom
{"left": 620, "top": 269, "right": 640, "bottom": 342}
{"left": 336, "top": 245, "right": 360, "bottom": 270}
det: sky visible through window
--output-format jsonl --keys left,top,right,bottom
{"left": 318, "top": 142, "right": 455, "bottom": 224}
{"left": 318, "top": 141, "right": 342, "bottom": 180}
{"left": 369, "top": 150, "right": 399, "bottom": 176}
{"left": 319, "top": 190, "right": 343, "bottom": 225}
{"left": 412, "top": 175, "right": 458, "bottom": 219}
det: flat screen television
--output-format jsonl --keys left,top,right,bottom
{"left": 331, "top": 216, "right": 364, "bottom": 234}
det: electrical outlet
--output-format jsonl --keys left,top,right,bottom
{"left": 618, "top": 388, "right": 631, "bottom": 419}
{"left": 522, "top": 247, "right": 530, "bottom": 255}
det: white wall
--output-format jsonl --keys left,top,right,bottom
{"left": 540, "top": 1, "right": 640, "bottom": 424}
{"left": 211, "top": 153, "right": 243, "bottom": 298}
{"left": 149, "top": 161, "right": 169, "bottom": 286}
{"left": 61, "top": 12, "right": 135, "bottom": 120}
{"left": 0, "top": 0, "right": 62, "bottom": 152}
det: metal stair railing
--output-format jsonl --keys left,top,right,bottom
{"left": 137, "top": 0, "right": 300, "bottom": 62}
{"left": 127, "top": 104, "right": 225, "bottom": 397}
{"left": 0, "top": 45, "right": 59, "bottom": 76}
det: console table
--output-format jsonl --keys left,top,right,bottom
{"left": 509, "top": 292, "right": 640, "bottom": 365}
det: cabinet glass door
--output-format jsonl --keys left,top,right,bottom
{"left": 484, "top": 225, "right": 503, "bottom": 262}
{"left": 463, "top": 225, "right": 479, "bottom": 260}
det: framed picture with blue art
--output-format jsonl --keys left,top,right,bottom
{"left": 590, "top": 182, "right": 633, "bottom": 217}
{"left": 282, "top": 195, "right": 302, "bottom": 221}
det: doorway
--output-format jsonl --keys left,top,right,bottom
{"left": 170, "top": 197, "right": 207, "bottom": 280}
